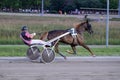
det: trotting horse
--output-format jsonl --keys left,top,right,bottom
{"left": 40, "top": 20, "right": 95, "bottom": 59}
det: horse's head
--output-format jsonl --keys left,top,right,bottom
{"left": 75, "top": 20, "right": 93, "bottom": 34}
{"left": 85, "top": 20, "right": 93, "bottom": 34}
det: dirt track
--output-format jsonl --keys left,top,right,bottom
{"left": 0, "top": 57, "right": 120, "bottom": 80}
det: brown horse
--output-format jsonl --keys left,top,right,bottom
{"left": 40, "top": 20, "right": 95, "bottom": 59}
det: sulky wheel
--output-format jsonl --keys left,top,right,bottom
{"left": 41, "top": 48, "right": 55, "bottom": 63}
{"left": 27, "top": 46, "right": 40, "bottom": 60}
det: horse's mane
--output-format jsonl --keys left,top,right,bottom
{"left": 73, "top": 21, "right": 86, "bottom": 30}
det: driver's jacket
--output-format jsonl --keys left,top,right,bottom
{"left": 20, "top": 31, "right": 32, "bottom": 45}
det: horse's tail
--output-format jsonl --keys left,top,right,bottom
{"left": 40, "top": 32, "right": 48, "bottom": 40}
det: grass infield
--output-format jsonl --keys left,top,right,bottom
{"left": 0, "top": 45, "right": 120, "bottom": 57}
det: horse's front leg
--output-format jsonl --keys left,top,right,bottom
{"left": 54, "top": 43, "right": 67, "bottom": 60}
{"left": 80, "top": 43, "right": 95, "bottom": 57}
{"left": 76, "top": 35, "right": 95, "bottom": 57}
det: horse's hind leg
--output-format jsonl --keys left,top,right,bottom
{"left": 71, "top": 45, "right": 77, "bottom": 54}
{"left": 66, "top": 45, "right": 77, "bottom": 55}
{"left": 54, "top": 43, "right": 67, "bottom": 59}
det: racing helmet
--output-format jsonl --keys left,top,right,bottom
{"left": 21, "top": 26, "right": 28, "bottom": 31}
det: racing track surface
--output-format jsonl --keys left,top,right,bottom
{"left": 0, "top": 56, "right": 120, "bottom": 80}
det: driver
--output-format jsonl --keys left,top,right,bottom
{"left": 20, "top": 26, "right": 51, "bottom": 46}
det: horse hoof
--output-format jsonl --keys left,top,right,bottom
{"left": 64, "top": 57, "right": 67, "bottom": 60}
{"left": 66, "top": 50, "right": 73, "bottom": 54}
{"left": 92, "top": 55, "right": 96, "bottom": 57}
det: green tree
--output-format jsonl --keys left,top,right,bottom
{"left": 109, "top": 0, "right": 118, "bottom": 9}
{"left": 0, "top": 0, "right": 4, "bottom": 8}
{"left": 100, "top": 0, "right": 118, "bottom": 9}
{"left": 74, "top": 0, "right": 102, "bottom": 8}
{"left": 0, "top": 0, "right": 20, "bottom": 11}
{"left": 64, "top": 0, "right": 75, "bottom": 12}
{"left": 0, "top": 0, "right": 119, "bottom": 12}
{"left": 44, "top": 0, "right": 51, "bottom": 10}
{"left": 50, "top": 0, "right": 65, "bottom": 11}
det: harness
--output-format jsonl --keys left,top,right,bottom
{"left": 68, "top": 28, "right": 78, "bottom": 44}
{"left": 70, "top": 28, "right": 77, "bottom": 38}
